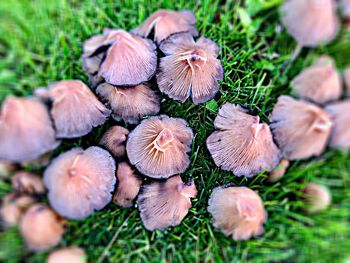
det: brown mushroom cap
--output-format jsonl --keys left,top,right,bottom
{"left": 0, "top": 161, "right": 16, "bottom": 179}
{"left": 132, "top": 9, "right": 198, "bottom": 44}
{"left": 99, "top": 126, "right": 129, "bottom": 158}
{"left": 157, "top": 32, "right": 223, "bottom": 104}
{"left": 0, "top": 96, "right": 60, "bottom": 162}
{"left": 344, "top": 68, "right": 350, "bottom": 97}
{"left": 292, "top": 56, "right": 342, "bottom": 104}
{"left": 270, "top": 96, "right": 332, "bottom": 160}
{"left": 303, "top": 182, "right": 331, "bottom": 214}
{"left": 281, "top": 0, "right": 338, "bottom": 47}
{"left": 11, "top": 171, "right": 45, "bottom": 195}
{"left": 20, "top": 204, "right": 65, "bottom": 251}
{"left": 113, "top": 162, "right": 142, "bottom": 207}
{"left": 35, "top": 80, "right": 111, "bottom": 138}
{"left": 207, "top": 186, "right": 267, "bottom": 241}
{"left": 43, "top": 147, "right": 116, "bottom": 220}
{"left": 96, "top": 83, "right": 160, "bottom": 124}
{"left": 47, "top": 247, "right": 86, "bottom": 263}
{"left": 137, "top": 175, "right": 197, "bottom": 231}
{"left": 207, "top": 103, "right": 281, "bottom": 177}
{"left": 268, "top": 159, "right": 290, "bottom": 182}
{"left": 127, "top": 115, "right": 193, "bottom": 179}
{"left": 325, "top": 100, "right": 350, "bottom": 149}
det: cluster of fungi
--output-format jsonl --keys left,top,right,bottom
{"left": 0, "top": 1, "right": 350, "bottom": 260}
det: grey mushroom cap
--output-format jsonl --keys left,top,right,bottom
{"left": 99, "top": 126, "right": 129, "bottom": 158}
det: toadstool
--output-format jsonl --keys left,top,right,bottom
{"left": 99, "top": 126, "right": 129, "bottom": 158}
{"left": 268, "top": 159, "right": 290, "bottom": 182}
{"left": 47, "top": 247, "right": 86, "bottom": 263}
{"left": 303, "top": 182, "right": 331, "bottom": 214}
{"left": 11, "top": 171, "right": 45, "bottom": 195}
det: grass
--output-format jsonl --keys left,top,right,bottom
{"left": 0, "top": 0, "right": 350, "bottom": 262}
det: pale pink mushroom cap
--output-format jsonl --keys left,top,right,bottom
{"left": 127, "top": 115, "right": 193, "bottom": 178}
{"left": 0, "top": 96, "right": 60, "bottom": 162}
{"left": 207, "top": 103, "right": 281, "bottom": 177}
{"left": 43, "top": 147, "right": 116, "bottom": 220}
{"left": 137, "top": 175, "right": 197, "bottom": 231}
{"left": 132, "top": 9, "right": 198, "bottom": 44}
{"left": 344, "top": 68, "right": 350, "bottom": 97}
{"left": 157, "top": 32, "right": 223, "bottom": 104}
{"left": 47, "top": 247, "right": 86, "bottom": 263}
{"left": 11, "top": 171, "right": 45, "bottom": 195}
{"left": 99, "top": 126, "right": 129, "bottom": 158}
{"left": 207, "top": 186, "right": 267, "bottom": 241}
{"left": 270, "top": 96, "right": 332, "bottom": 160}
{"left": 96, "top": 83, "right": 160, "bottom": 124}
{"left": 303, "top": 182, "right": 331, "bottom": 213}
{"left": 281, "top": 0, "right": 339, "bottom": 47}
{"left": 268, "top": 159, "right": 290, "bottom": 182}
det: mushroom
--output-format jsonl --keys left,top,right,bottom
{"left": 127, "top": 115, "right": 193, "bottom": 179}
{"left": 268, "top": 159, "right": 290, "bottom": 182}
{"left": 11, "top": 171, "right": 45, "bottom": 195}
{"left": 47, "top": 247, "right": 86, "bottom": 263}
{"left": 340, "top": 0, "right": 350, "bottom": 19}
{"left": 0, "top": 161, "right": 16, "bottom": 179}
{"left": 132, "top": 9, "right": 198, "bottom": 44}
{"left": 20, "top": 204, "right": 65, "bottom": 251}
{"left": 157, "top": 32, "right": 223, "bottom": 104}
{"left": 344, "top": 68, "right": 350, "bottom": 97}
{"left": 20, "top": 153, "right": 51, "bottom": 168}
{"left": 137, "top": 175, "right": 197, "bottom": 231}
{"left": 99, "top": 126, "right": 129, "bottom": 158}
{"left": 207, "top": 186, "right": 267, "bottom": 241}
{"left": 96, "top": 83, "right": 160, "bottom": 124}
{"left": 292, "top": 56, "right": 342, "bottom": 104}
{"left": 35, "top": 80, "right": 111, "bottom": 138}
{"left": 325, "top": 100, "right": 350, "bottom": 149}
{"left": 43, "top": 147, "right": 116, "bottom": 220}
{"left": 206, "top": 103, "right": 281, "bottom": 177}
{"left": 303, "top": 182, "right": 331, "bottom": 214}
{"left": 269, "top": 96, "right": 332, "bottom": 160}
{"left": 0, "top": 96, "right": 60, "bottom": 162}
{"left": 113, "top": 162, "right": 142, "bottom": 207}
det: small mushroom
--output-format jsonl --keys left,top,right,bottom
{"left": 96, "top": 83, "right": 160, "bottom": 124}
{"left": 127, "top": 115, "right": 193, "bottom": 179}
{"left": 340, "top": 0, "right": 350, "bottom": 19}
{"left": 113, "top": 162, "right": 142, "bottom": 207}
{"left": 270, "top": 96, "right": 332, "bottom": 160}
{"left": 35, "top": 80, "right": 111, "bottom": 138}
{"left": 43, "top": 147, "right": 116, "bottom": 220}
{"left": 303, "top": 182, "right": 331, "bottom": 214}
{"left": 137, "top": 175, "right": 197, "bottom": 231}
{"left": 20, "top": 204, "right": 65, "bottom": 251}
{"left": 11, "top": 171, "right": 45, "bottom": 195}
{"left": 325, "top": 100, "right": 350, "bottom": 149}
{"left": 268, "top": 159, "right": 290, "bottom": 182}
{"left": 0, "top": 161, "right": 16, "bottom": 179}
{"left": 47, "top": 247, "right": 86, "bottom": 263}
{"left": 157, "top": 32, "right": 223, "bottom": 104}
{"left": 206, "top": 103, "right": 281, "bottom": 177}
{"left": 344, "top": 68, "right": 350, "bottom": 97}
{"left": 99, "top": 126, "right": 129, "bottom": 158}
{"left": 207, "top": 186, "right": 267, "bottom": 241}
{"left": 292, "top": 56, "right": 342, "bottom": 104}
{"left": 132, "top": 9, "right": 198, "bottom": 44}
{"left": 0, "top": 96, "right": 60, "bottom": 162}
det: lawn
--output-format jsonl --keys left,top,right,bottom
{"left": 0, "top": 0, "right": 350, "bottom": 262}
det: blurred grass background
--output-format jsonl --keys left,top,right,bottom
{"left": 0, "top": 0, "right": 350, "bottom": 262}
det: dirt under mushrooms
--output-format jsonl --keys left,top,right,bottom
{"left": 99, "top": 126, "right": 129, "bottom": 158}
{"left": 47, "top": 247, "right": 86, "bottom": 263}
{"left": 11, "top": 171, "right": 45, "bottom": 195}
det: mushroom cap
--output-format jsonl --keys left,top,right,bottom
{"left": 96, "top": 83, "right": 160, "bottom": 124}
{"left": 132, "top": 9, "right": 198, "bottom": 44}
{"left": 0, "top": 96, "right": 60, "bottom": 162}
{"left": 113, "top": 162, "right": 142, "bottom": 207}
{"left": 268, "top": 159, "right": 290, "bottom": 182}
{"left": 325, "top": 100, "right": 350, "bottom": 149}
{"left": 20, "top": 204, "right": 65, "bottom": 251}
{"left": 207, "top": 186, "right": 267, "bottom": 241}
{"left": 47, "top": 247, "right": 86, "bottom": 263}
{"left": 281, "top": 0, "right": 339, "bottom": 47}
{"left": 344, "top": 68, "right": 350, "bottom": 97}
{"left": 11, "top": 171, "right": 45, "bottom": 195}
{"left": 157, "top": 32, "right": 223, "bottom": 104}
{"left": 43, "top": 146, "right": 116, "bottom": 220}
{"left": 303, "top": 182, "right": 331, "bottom": 213}
{"left": 270, "top": 96, "right": 332, "bottom": 160}
{"left": 137, "top": 175, "right": 197, "bottom": 231}
{"left": 126, "top": 115, "right": 193, "bottom": 179}
{"left": 99, "top": 126, "right": 129, "bottom": 158}
{"left": 206, "top": 103, "right": 281, "bottom": 177}
{"left": 82, "top": 53, "right": 104, "bottom": 76}
{"left": 340, "top": 0, "right": 350, "bottom": 18}
{"left": 0, "top": 161, "right": 16, "bottom": 179}
{"left": 292, "top": 56, "right": 342, "bottom": 104}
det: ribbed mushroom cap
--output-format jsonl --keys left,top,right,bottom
{"left": 113, "top": 162, "right": 142, "bottom": 207}
{"left": 206, "top": 103, "right": 281, "bottom": 177}
{"left": 137, "top": 175, "right": 197, "bottom": 231}
{"left": 99, "top": 126, "right": 129, "bottom": 158}
{"left": 303, "top": 182, "right": 331, "bottom": 214}
{"left": 0, "top": 161, "right": 16, "bottom": 178}
{"left": 281, "top": 0, "right": 338, "bottom": 47}
{"left": 35, "top": 80, "right": 111, "bottom": 138}
{"left": 132, "top": 9, "right": 198, "bottom": 44}
{"left": 20, "top": 204, "right": 65, "bottom": 251}
{"left": 43, "top": 147, "right": 116, "bottom": 220}
{"left": 292, "top": 56, "right": 342, "bottom": 104}
{"left": 96, "top": 83, "right": 160, "bottom": 124}
{"left": 127, "top": 115, "right": 193, "bottom": 179}
{"left": 344, "top": 68, "right": 350, "bottom": 97}
{"left": 340, "top": 0, "right": 350, "bottom": 18}
{"left": 270, "top": 96, "right": 332, "bottom": 160}
{"left": 47, "top": 247, "right": 86, "bottom": 263}
{"left": 268, "top": 159, "right": 290, "bottom": 182}
{"left": 0, "top": 96, "right": 60, "bottom": 162}
{"left": 11, "top": 171, "right": 45, "bottom": 195}
{"left": 207, "top": 186, "right": 267, "bottom": 241}
{"left": 325, "top": 100, "right": 350, "bottom": 149}
{"left": 157, "top": 32, "right": 223, "bottom": 104}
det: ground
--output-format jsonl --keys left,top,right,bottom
{"left": 0, "top": 0, "right": 350, "bottom": 262}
